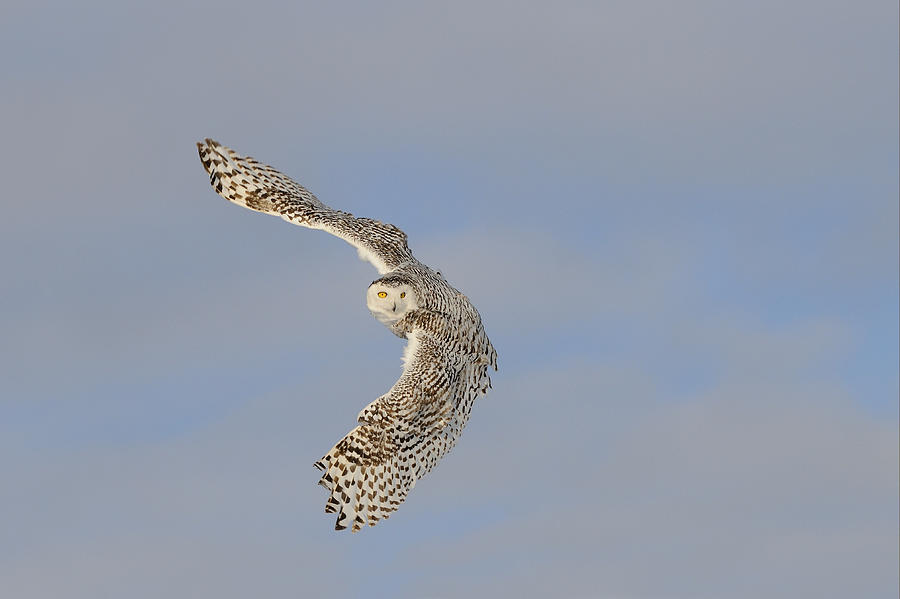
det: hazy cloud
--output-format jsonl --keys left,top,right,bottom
{"left": 0, "top": 0, "right": 896, "bottom": 597}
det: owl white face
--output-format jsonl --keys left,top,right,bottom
{"left": 366, "top": 282, "right": 418, "bottom": 326}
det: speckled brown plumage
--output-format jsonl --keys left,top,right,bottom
{"left": 197, "top": 139, "right": 497, "bottom": 532}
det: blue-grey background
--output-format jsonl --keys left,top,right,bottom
{"left": 1, "top": 1, "right": 897, "bottom": 597}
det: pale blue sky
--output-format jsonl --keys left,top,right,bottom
{"left": 1, "top": 1, "right": 897, "bottom": 597}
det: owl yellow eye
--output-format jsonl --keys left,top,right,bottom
{"left": 377, "top": 291, "right": 387, "bottom": 298}
{"left": 400, "top": 292, "right": 406, "bottom": 298}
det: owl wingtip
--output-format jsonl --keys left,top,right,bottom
{"left": 198, "top": 138, "right": 219, "bottom": 150}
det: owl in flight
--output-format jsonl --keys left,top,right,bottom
{"left": 197, "top": 140, "right": 497, "bottom": 532}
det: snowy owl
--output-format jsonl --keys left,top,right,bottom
{"left": 197, "top": 139, "right": 498, "bottom": 532}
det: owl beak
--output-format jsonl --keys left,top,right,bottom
{"left": 392, "top": 303, "right": 396, "bottom": 312}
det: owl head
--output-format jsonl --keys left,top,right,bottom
{"left": 367, "top": 276, "right": 419, "bottom": 326}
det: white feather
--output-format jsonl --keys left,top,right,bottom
{"left": 401, "top": 331, "right": 420, "bottom": 370}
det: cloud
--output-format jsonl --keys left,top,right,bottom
{"left": 4, "top": 328, "right": 894, "bottom": 599}
{"left": 393, "top": 370, "right": 899, "bottom": 598}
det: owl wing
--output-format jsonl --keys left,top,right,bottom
{"left": 313, "top": 311, "right": 496, "bottom": 532}
{"left": 197, "top": 139, "right": 413, "bottom": 274}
